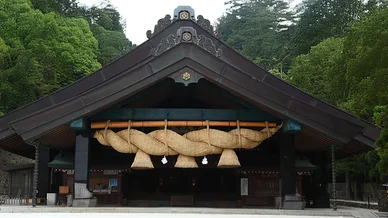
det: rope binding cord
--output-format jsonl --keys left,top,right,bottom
{"left": 202, "top": 120, "right": 211, "bottom": 165}
{"left": 161, "top": 119, "right": 168, "bottom": 164}
{"left": 103, "top": 120, "right": 111, "bottom": 141}
{"left": 237, "top": 120, "right": 241, "bottom": 149}
{"left": 265, "top": 121, "right": 270, "bottom": 138}
{"left": 127, "top": 120, "right": 131, "bottom": 144}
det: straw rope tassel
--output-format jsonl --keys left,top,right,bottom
{"left": 175, "top": 119, "right": 198, "bottom": 168}
{"left": 217, "top": 119, "right": 241, "bottom": 168}
{"left": 265, "top": 121, "right": 270, "bottom": 138}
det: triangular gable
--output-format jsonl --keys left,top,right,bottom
{"left": 0, "top": 8, "right": 380, "bottom": 153}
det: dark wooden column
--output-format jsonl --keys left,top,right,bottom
{"left": 279, "top": 132, "right": 296, "bottom": 198}
{"left": 312, "top": 151, "right": 330, "bottom": 208}
{"left": 74, "top": 132, "right": 93, "bottom": 199}
{"left": 27, "top": 141, "right": 50, "bottom": 207}
{"left": 37, "top": 146, "right": 50, "bottom": 199}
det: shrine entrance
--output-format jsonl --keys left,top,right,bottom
{"left": 123, "top": 168, "right": 238, "bottom": 207}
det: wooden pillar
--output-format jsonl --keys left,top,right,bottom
{"left": 28, "top": 141, "right": 50, "bottom": 207}
{"left": 313, "top": 151, "right": 330, "bottom": 208}
{"left": 37, "top": 146, "right": 50, "bottom": 199}
{"left": 279, "top": 133, "right": 296, "bottom": 198}
{"left": 74, "top": 132, "right": 93, "bottom": 200}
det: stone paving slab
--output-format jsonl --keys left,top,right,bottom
{"left": 0, "top": 213, "right": 350, "bottom": 218}
{"left": 0, "top": 206, "right": 354, "bottom": 217}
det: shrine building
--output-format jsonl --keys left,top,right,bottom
{"left": 0, "top": 6, "right": 380, "bottom": 209}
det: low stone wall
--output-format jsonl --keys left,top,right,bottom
{"left": 331, "top": 199, "right": 378, "bottom": 210}
{"left": 0, "top": 148, "right": 33, "bottom": 201}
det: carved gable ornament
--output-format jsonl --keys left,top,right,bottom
{"left": 150, "top": 27, "right": 223, "bottom": 57}
{"left": 146, "top": 6, "right": 220, "bottom": 39}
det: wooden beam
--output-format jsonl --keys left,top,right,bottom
{"left": 90, "top": 120, "right": 277, "bottom": 129}
{"left": 89, "top": 108, "right": 279, "bottom": 122}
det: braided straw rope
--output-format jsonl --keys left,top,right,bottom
{"left": 93, "top": 122, "right": 282, "bottom": 168}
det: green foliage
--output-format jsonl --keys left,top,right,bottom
{"left": 289, "top": 8, "right": 388, "bottom": 179}
{"left": 30, "top": 0, "right": 136, "bottom": 66}
{"left": 341, "top": 8, "right": 388, "bottom": 121}
{"left": 339, "top": 9, "right": 388, "bottom": 177}
{"left": 84, "top": 3, "right": 136, "bottom": 66}
{"left": 91, "top": 24, "right": 135, "bottom": 66}
{"left": 337, "top": 150, "right": 380, "bottom": 179}
{"left": 217, "top": 0, "right": 295, "bottom": 70}
{"left": 0, "top": 0, "right": 135, "bottom": 114}
{"left": 288, "top": 38, "right": 345, "bottom": 105}
{"left": 268, "top": 68, "right": 289, "bottom": 80}
{"left": 30, "top": 0, "right": 84, "bottom": 16}
{"left": 85, "top": 3, "right": 124, "bottom": 32}
{"left": 292, "top": 0, "right": 365, "bottom": 55}
{"left": 374, "top": 106, "right": 388, "bottom": 177}
{"left": 0, "top": 0, "right": 101, "bottom": 113}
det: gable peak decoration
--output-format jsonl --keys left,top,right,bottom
{"left": 146, "top": 6, "right": 220, "bottom": 39}
{"left": 196, "top": 15, "right": 221, "bottom": 39}
{"left": 150, "top": 27, "right": 223, "bottom": 57}
{"left": 173, "top": 6, "right": 196, "bottom": 21}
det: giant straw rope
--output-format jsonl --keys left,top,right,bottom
{"left": 94, "top": 121, "right": 282, "bottom": 169}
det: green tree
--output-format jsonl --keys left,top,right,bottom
{"left": 292, "top": 0, "right": 387, "bottom": 56}
{"left": 91, "top": 24, "right": 135, "bottom": 66}
{"left": 288, "top": 37, "right": 345, "bottom": 105}
{"left": 30, "top": 0, "right": 136, "bottom": 66}
{"left": 341, "top": 8, "right": 388, "bottom": 121}
{"left": 217, "top": 0, "right": 295, "bottom": 70}
{"left": 0, "top": 0, "right": 101, "bottom": 113}
{"left": 30, "top": 0, "right": 84, "bottom": 16}
{"left": 289, "top": 8, "right": 388, "bottom": 180}
{"left": 84, "top": 2, "right": 124, "bottom": 32}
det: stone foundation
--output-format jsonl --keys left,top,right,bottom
{"left": 72, "top": 197, "right": 98, "bottom": 207}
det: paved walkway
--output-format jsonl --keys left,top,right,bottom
{"left": 337, "top": 207, "right": 380, "bottom": 218}
{"left": 0, "top": 205, "right": 382, "bottom": 217}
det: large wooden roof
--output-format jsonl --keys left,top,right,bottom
{"left": 0, "top": 7, "right": 380, "bottom": 158}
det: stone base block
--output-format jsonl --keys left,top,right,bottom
{"left": 46, "top": 193, "right": 57, "bottom": 206}
{"left": 283, "top": 201, "right": 306, "bottom": 210}
{"left": 72, "top": 197, "right": 98, "bottom": 207}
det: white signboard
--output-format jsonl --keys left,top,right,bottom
{"left": 241, "top": 178, "right": 248, "bottom": 196}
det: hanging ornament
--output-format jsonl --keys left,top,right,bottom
{"left": 161, "top": 156, "right": 168, "bottom": 164}
{"left": 202, "top": 156, "right": 208, "bottom": 165}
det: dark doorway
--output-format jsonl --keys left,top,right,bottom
{"left": 124, "top": 168, "right": 238, "bottom": 207}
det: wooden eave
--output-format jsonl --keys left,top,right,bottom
{"left": 0, "top": 18, "right": 380, "bottom": 158}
